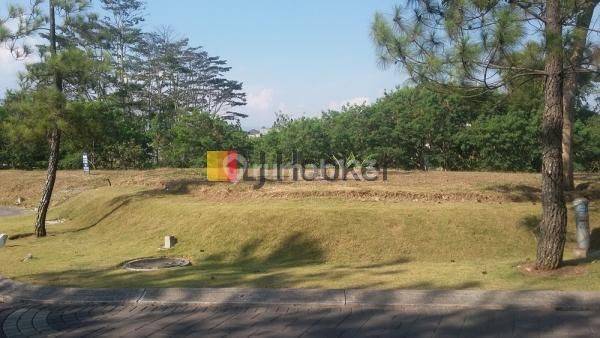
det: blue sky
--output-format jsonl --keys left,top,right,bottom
{"left": 0, "top": 0, "right": 405, "bottom": 129}
{"left": 142, "top": 0, "right": 405, "bottom": 129}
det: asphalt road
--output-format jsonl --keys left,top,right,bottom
{"left": 1, "top": 302, "right": 598, "bottom": 337}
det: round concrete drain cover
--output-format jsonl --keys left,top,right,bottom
{"left": 123, "top": 257, "right": 191, "bottom": 271}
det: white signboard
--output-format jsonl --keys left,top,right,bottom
{"left": 83, "top": 153, "right": 90, "bottom": 174}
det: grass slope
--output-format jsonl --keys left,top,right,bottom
{"left": 0, "top": 170, "right": 598, "bottom": 290}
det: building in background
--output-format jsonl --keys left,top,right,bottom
{"left": 247, "top": 127, "right": 270, "bottom": 138}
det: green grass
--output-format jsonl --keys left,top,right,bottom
{"left": 1, "top": 171, "right": 599, "bottom": 291}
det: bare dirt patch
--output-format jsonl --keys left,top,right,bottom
{"left": 518, "top": 262, "right": 589, "bottom": 278}
{"left": 1, "top": 170, "right": 598, "bottom": 206}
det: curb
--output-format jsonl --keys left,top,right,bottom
{"left": 2, "top": 276, "right": 600, "bottom": 310}
{"left": 139, "top": 287, "right": 345, "bottom": 306}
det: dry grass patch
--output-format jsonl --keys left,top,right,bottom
{"left": 0, "top": 170, "right": 598, "bottom": 290}
{"left": 1, "top": 169, "right": 597, "bottom": 207}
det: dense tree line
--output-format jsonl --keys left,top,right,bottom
{"left": 0, "top": 98, "right": 250, "bottom": 169}
{"left": 1, "top": 84, "right": 598, "bottom": 172}
{"left": 252, "top": 87, "right": 599, "bottom": 172}
{"left": 0, "top": 0, "right": 247, "bottom": 171}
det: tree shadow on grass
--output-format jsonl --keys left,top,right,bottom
{"left": 8, "top": 194, "right": 133, "bottom": 240}
{"left": 591, "top": 228, "right": 600, "bottom": 251}
{"left": 573, "top": 182, "right": 600, "bottom": 201}
{"left": 160, "top": 178, "right": 216, "bottom": 195}
{"left": 518, "top": 215, "right": 540, "bottom": 235}
{"left": 8, "top": 181, "right": 219, "bottom": 241}
{"left": 488, "top": 173, "right": 600, "bottom": 203}
{"left": 571, "top": 173, "right": 599, "bottom": 201}
{"left": 14, "top": 232, "right": 424, "bottom": 290}
{"left": 201, "top": 232, "right": 327, "bottom": 270}
{"left": 486, "top": 184, "right": 541, "bottom": 202}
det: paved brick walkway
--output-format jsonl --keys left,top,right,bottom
{"left": 1, "top": 301, "right": 599, "bottom": 337}
{"left": 2, "top": 276, "right": 600, "bottom": 337}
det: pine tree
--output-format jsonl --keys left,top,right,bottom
{"left": 100, "top": 0, "right": 145, "bottom": 111}
{"left": 2, "top": 0, "right": 97, "bottom": 237}
{"left": 562, "top": 0, "right": 599, "bottom": 190}
{"left": 372, "top": 0, "right": 599, "bottom": 270}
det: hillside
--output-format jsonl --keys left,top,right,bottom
{"left": 0, "top": 170, "right": 598, "bottom": 290}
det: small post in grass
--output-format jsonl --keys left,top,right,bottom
{"left": 573, "top": 198, "right": 590, "bottom": 259}
{"left": 164, "top": 235, "right": 177, "bottom": 249}
{"left": 82, "top": 152, "right": 90, "bottom": 175}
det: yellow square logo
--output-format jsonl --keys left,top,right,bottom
{"left": 207, "top": 151, "right": 238, "bottom": 182}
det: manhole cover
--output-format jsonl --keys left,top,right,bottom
{"left": 123, "top": 257, "right": 191, "bottom": 271}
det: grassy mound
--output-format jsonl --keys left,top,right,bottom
{"left": 0, "top": 170, "right": 598, "bottom": 290}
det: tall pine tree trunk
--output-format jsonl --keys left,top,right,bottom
{"left": 34, "top": 0, "right": 62, "bottom": 238}
{"left": 535, "top": 0, "right": 567, "bottom": 270}
{"left": 35, "top": 128, "right": 61, "bottom": 237}
{"left": 562, "top": 0, "right": 597, "bottom": 191}
{"left": 562, "top": 72, "right": 576, "bottom": 191}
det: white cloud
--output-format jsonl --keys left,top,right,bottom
{"left": 0, "top": 40, "right": 40, "bottom": 96}
{"left": 0, "top": 20, "right": 42, "bottom": 95}
{"left": 0, "top": 49, "right": 26, "bottom": 94}
{"left": 327, "top": 96, "right": 370, "bottom": 110}
{"left": 246, "top": 88, "right": 275, "bottom": 112}
{"left": 241, "top": 88, "right": 282, "bottom": 130}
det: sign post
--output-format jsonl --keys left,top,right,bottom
{"left": 83, "top": 152, "right": 90, "bottom": 174}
